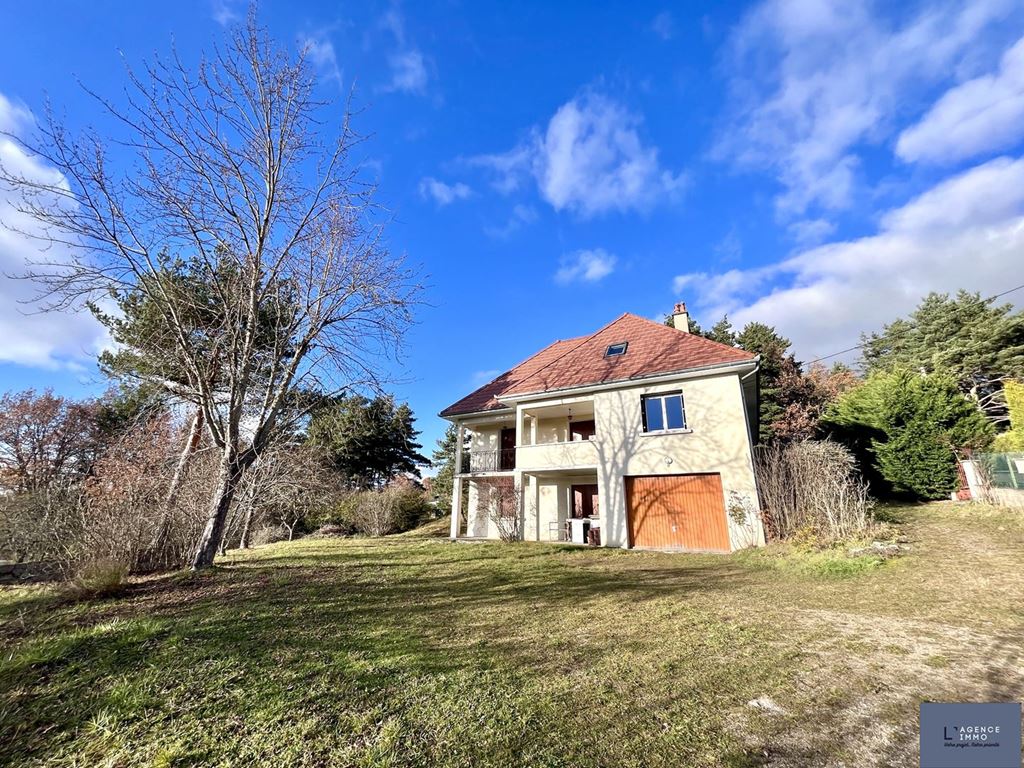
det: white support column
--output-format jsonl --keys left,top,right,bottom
{"left": 534, "top": 473, "right": 542, "bottom": 541}
{"left": 514, "top": 469, "right": 524, "bottom": 540}
{"left": 530, "top": 413, "right": 538, "bottom": 446}
{"left": 450, "top": 422, "right": 465, "bottom": 540}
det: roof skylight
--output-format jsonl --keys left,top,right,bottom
{"left": 606, "top": 342, "right": 628, "bottom": 357}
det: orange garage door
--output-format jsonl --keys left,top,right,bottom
{"left": 626, "top": 474, "right": 731, "bottom": 552}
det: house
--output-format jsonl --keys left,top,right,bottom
{"left": 439, "top": 304, "right": 766, "bottom": 552}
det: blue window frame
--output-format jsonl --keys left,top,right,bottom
{"left": 641, "top": 392, "right": 686, "bottom": 432}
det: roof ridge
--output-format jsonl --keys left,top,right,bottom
{"left": 626, "top": 311, "right": 753, "bottom": 356}
{"left": 508, "top": 312, "right": 630, "bottom": 394}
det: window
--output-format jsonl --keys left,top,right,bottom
{"left": 605, "top": 342, "right": 628, "bottom": 357}
{"left": 641, "top": 392, "right": 686, "bottom": 432}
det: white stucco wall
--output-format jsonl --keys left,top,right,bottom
{"left": 591, "top": 373, "right": 762, "bottom": 550}
{"left": 453, "top": 369, "right": 763, "bottom": 551}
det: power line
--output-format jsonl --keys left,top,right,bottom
{"left": 804, "top": 282, "right": 1024, "bottom": 366}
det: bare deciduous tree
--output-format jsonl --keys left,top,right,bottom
{"left": 0, "top": 389, "right": 98, "bottom": 494}
{"left": 483, "top": 478, "right": 522, "bottom": 543}
{"left": 0, "top": 16, "right": 419, "bottom": 569}
{"left": 226, "top": 441, "right": 339, "bottom": 548}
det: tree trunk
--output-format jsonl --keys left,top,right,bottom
{"left": 150, "top": 408, "right": 205, "bottom": 560}
{"left": 239, "top": 503, "right": 255, "bottom": 549}
{"left": 191, "top": 453, "right": 244, "bottom": 570}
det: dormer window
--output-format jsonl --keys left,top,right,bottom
{"left": 605, "top": 342, "right": 628, "bottom": 357}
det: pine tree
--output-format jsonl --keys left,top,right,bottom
{"left": 736, "top": 322, "right": 793, "bottom": 442}
{"left": 307, "top": 395, "right": 430, "bottom": 489}
{"left": 861, "top": 291, "right": 1024, "bottom": 424}
{"left": 430, "top": 424, "right": 458, "bottom": 513}
{"left": 706, "top": 315, "right": 737, "bottom": 346}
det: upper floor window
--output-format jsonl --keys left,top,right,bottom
{"left": 642, "top": 392, "right": 686, "bottom": 432}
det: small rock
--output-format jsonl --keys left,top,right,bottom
{"left": 847, "top": 541, "right": 908, "bottom": 559}
{"left": 748, "top": 696, "right": 786, "bottom": 715}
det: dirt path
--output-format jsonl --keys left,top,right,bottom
{"left": 755, "top": 504, "right": 1024, "bottom": 767}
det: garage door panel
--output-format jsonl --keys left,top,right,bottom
{"left": 626, "top": 474, "right": 730, "bottom": 552}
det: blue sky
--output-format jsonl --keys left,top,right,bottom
{"left": 2, "top": 0, "right": 1024, "bottom": 458}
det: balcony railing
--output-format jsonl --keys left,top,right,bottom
{"left": 460, "top": 448, "right": 516, "bottom": 473}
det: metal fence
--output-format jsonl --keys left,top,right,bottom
{"left": 973, "top": 452, "right": 1024, "bottom": 489}
{"left": 962, "top": 452, "right": 1024, "bottom": 508}
{"left": 459, "top": 448, "right": 516, "bottom": 473}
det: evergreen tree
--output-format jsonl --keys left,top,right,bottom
{"left": 736, "top": 322, "right": 793, "bottom": 443}
{"left": 705, "top": 315, "right": 737, "bottom": 346}
{"left": 861, "top": 291, "right": 1024, "bottom": 424}
{"left": 822, "top": 370, "right": 993, "bottom": 499}
{"left": 430, "top": 424, "right": 458, "bottom": 513}
{"left": 307, "top": 395, "right": 430, "bottom": 489}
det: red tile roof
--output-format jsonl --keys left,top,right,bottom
{"left": 441, "top": 313, "right": 755, "bottom": 417}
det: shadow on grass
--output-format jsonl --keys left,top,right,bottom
{"left": 1, "top": 538, "right": 775, "bottom": 766}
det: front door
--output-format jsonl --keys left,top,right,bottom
{"left": 500, "top": 427, "right": 516, "bottom": 471}
{"left": 571, "top": 484, "right": 599, "bottom": 518}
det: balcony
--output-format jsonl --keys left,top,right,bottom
{"left": 460, "top": 448, "right": 516, "bottom": 474}
{"left": 516, "top": 438, "right": 598, "bottom": 471}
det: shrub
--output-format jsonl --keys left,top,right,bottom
{"left": 72, "top": 557, "right": 129, "bottom": 597}
{"left": 992, "top": 380, "right": 1024, "bottom": 451}
{"left": 480, "top": 477, "right": 521, "bottom": 543}
{"left": 822, "top": 370, "right": 993, "bottom": 500}
{"left": 755, "top": 440, "right": 874, "bottom": 542}
{"left": 342, "top": 485, "right": 431, "bottom": 537}
{"left": 249, "top": 524, "right": 291, "bottom": 546}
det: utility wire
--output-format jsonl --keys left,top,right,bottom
{"left": 804, "top": 282, "right": 1024, "bottom": 366}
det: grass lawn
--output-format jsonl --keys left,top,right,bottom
{"left": 2, "top": 502, "right": 1023, "bottom": 767}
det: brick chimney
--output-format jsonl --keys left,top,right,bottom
{"left": 671, "top": 302, "right": 690, "bottom": 333}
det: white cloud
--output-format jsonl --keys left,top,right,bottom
{"left": 672, "top": 155, "right": 1024, "bottom": 361}
{"left": 299, "top": 34, "right": 343, "bottom": 85}
{"left": 418, "top": 177, "right": 471, "bottom": 206}
{"left": 466, "top": 144, "right": 534, "bottom": 195}
{"left": 484, "top": 204, "right": 538, "bottom": 239}
{"left": 0, "top": 93, "right": 109, "bottom": 369}
{"left": 652, "top": 12, "right": 675, "bottom": 41}
{"left": 714, "top": 228, "right": 743, "bottom": 263}
{"left": 554, "top": 249, "right": 617, "bottom": 285}
{"left": 387, "top": 50, "right": 428, "bottom": 94}
{"left": 379, "top": 8, "right": 429, "bottom": 94}
{"left": 471, "top": 93, "right": 687, "bottom": 218}
{"left": 720, "top": 0, "right": 1016, "bottom": 217}
{"left": 788, "top": 217, "right": 836, "bottom": 245}
{"left": 897, "top": 35, "right": 1024, "bottom": 165}
{"left": 211, "top": 0, "right": 239, "bottom": 26}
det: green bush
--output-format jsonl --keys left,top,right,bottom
{"left": 822, "top": 370, "right": 992, "bottom": 500}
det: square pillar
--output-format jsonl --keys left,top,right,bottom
{"left": 449, "top": 422, "right": 465, "bottom": 540}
